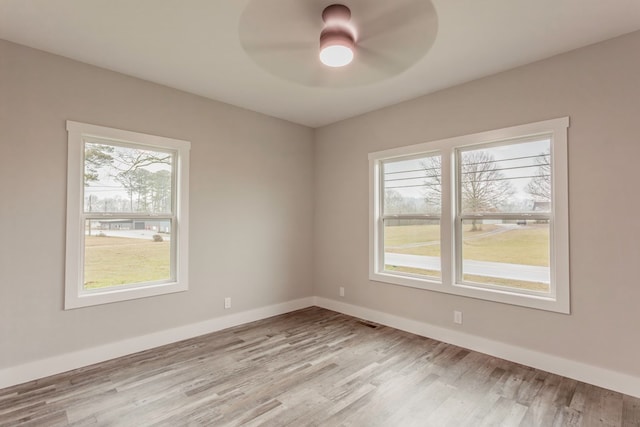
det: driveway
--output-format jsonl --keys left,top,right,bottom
{"left": 384, "top": 253, "right": 550, "bottom": 283}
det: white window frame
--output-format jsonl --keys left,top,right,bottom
{"left": 65, "top": 121, "right": 190, "bottom": 309}
{"left": 379, "top": 152, "right": 443, "bottom": 282}
{"left": 369, "top": 117, "right": 570, "bottom": 313}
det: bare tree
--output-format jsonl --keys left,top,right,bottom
{"left": 461, "top": 151, "right": 513, "bottom": 215}
{"left": 527, "top": 150, "right": 551, "bottom": 202}
{"left": 108, "top": 147, "right": 171, "bottom": 212}
{"left": 384, "top": 189, "right": 405, "bottom": 215}
{"left": 84, "top": 144, "right": 172, "bottom": 213}
{"left": 111, "top": 148, "right": 171, "bottom": 176}
{"left": 420, "top": 156, "right": 442, "bottom": 213}
{"left": 422, "top": 151, "right": 514, "bottom": 231}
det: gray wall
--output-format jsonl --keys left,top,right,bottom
{"left": 314, "top": 31, "right": 640, "bottom": 377}
{"left": 0, "top": 40, "right": 314, "bottom": 369}
{"left": 2, "top": 30, "right": 640, "bottom": 381}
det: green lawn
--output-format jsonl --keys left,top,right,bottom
{"left": 462, "top": 224, "right": 549, "bottom": 267}
{"left": 383, "top": 224, "right": 446, "bottom": 247}
{"left": 385, "top": 224, "right": 549, "bottom": 267}
{"left": 463, "top": 274, "right": 549, "bottom": 292}
{"left": 85, "top": 224, "right": 548, "bottom": 291}
{"left": 384, "top": 223, "right": 550, "bottom": 292}
{"left": 384, "top": 265, "right": 441, "bottom": 279}
{"left": 84, "top": 235, "right": 170, "bottom": 289}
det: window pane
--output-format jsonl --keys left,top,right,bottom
{"left": 383, "top": 155, "right": 441, "bottom": 215}
{"left": 460, "top": 219, "right": 550, "bottom": 292}
{"left": 384, "top": 219, "right": 441, "bottom": 279}
{"left": 459, "top": 139, "right": 551, "bottom": 214}
{"left": 84, "top": 219, "right": 172, "bottom": 290}
{"left": 84, "top": 142, "right": 173, "bottom": 214}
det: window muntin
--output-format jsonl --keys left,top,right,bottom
{"left": 381, "top": 154, "right": 442, "bottom": 281}
{"left": 456, "top": 139, "right": 551, "bottom": 294}
{"left": 369, "top": 118, "right": 569, "bottom": 313}
{"left": 66, "top": 121, "right": 190, "bottom": 309}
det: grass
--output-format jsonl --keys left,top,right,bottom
{"left": 384, "top": 223, "right": 550, "bottom": 292}
{"left": 84, "top": 235, "right": 170, "bottom": 289}
{"left": 384, "top": 265, "right": 441, "bottom": 279}
{"left": 383, "top": 268, "right": 549, "bottom": 292}
{"left": 462, "top": 224, "right": 549, "bottom": 267}
{"left": 385, "top": 224, "right": 549, "bottom": 266}
{"left": 383, "top": 224, "right": 445, "bottom": 247}
{"left": 463, "top": 274, "right": 549, "bottom": 292}
{"left": 84, "top": 224, "right": 548, "bottom": 292}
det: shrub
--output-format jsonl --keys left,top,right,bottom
{"left": 152, "top": 234, "right": 164, "bottom": 242}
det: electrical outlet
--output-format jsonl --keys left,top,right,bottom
{"left": 339, "top": 287, "right": 345, "bottom": 297}
{"left": 454, "top": 310, "right": 463, "bottom": 325}
{"left": 224, "top": 297, "right": 231, "bottom": 309}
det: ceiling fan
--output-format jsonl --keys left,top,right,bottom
{"left": 319, "top": 4, "right": 356, "bottom": 67}
{"left": 239, "top": 0, "right": 438, "bottom": 87}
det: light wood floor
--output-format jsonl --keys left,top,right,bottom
{"left": 1, "top": 307, "right": 639, "bottom": 426}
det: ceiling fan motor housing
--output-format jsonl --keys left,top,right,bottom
{"left": 320, "top": 28, "right": 354, "bottom": 50}
{"left": 322, "top": 4, "right": 351, "bottom": 23}
{"left": 320, "top": 4, "right": 355, "bottom": 52}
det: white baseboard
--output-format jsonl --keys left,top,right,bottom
{"left": 314, "top": 297, "right": 640, "bottom": 399}
{"left": 3, "top": 296, "right": 639, "bottom": 399}
{"left": 0, "top": 297, "right": 314, "bottom": 390}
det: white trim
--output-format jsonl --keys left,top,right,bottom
{"left": 66, "top": 121, "right": 190, "bottom": 150}
{"left": 64, "top": 121, "right": 191, "bottom": 309}
{"left": 314, "top": 297, "right": 640, "bottom": 399}
{"left": 0, "top": 297, "right": 314, "bottom": 390}
{"left": 3, "top": 297, "right": 639, "bottom": 398}
{"left": 368, "top": 117, "right": 570, "bottom": 313}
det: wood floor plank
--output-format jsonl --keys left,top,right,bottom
{"left": 1, "top": 307, "right": 638, "bottom": 426}
{"left": 622, "top": 394, "right": 640, "bottom": 426}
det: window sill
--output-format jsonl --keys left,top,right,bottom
{"left": 370, "top": 271, "right": 569, "bottom": 314}
{"left": 65, "top": 281, "right": 188, "bottom": 310}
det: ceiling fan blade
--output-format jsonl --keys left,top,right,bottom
{"left": 307, "top": 65, "right": 331, "bottom": 87}
{"left": 357, "top": 0, "right": 435, "bottom": 42}
{"left": 357, "top": 46, "right": 407, "bottom": 76}
{"left": 242, "top": 41, "right": 315, "bottom": 53}
{"left": 239, "top": 0, "right": 437, "bottom": 87}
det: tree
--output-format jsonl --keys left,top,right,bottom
{"left": 527, "top": 150, "right": 551, "bottom": 202}
{"left": 422, "top": 151, "right": 514, "bottom": 231}
{"left": 110, "top": 147, "right": 171, "bottom": 212}
{"left": 460, "top": 151, "right": 513, "bottom": 218}
{"left": 149, "top": 170, "right": 172, "bottom": 212}
{"left": 84, "top": 144, "right": 114, "bottom": 185}
{"left": 111, "top": 148, "right": 171, "bottom": 176}
{"left": 116, "top": 168, "right": 153, "bottom": 212}
{"left": 420, "top": 156, "right": 442, "bottom": 212}
{"left": 384, "top": 189, "right": 405, "bottom": 215}
{"left": 83, "top": 144, "right": 172, "bottom": 212}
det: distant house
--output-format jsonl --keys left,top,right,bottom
{"left": 98, "top": 219, "right": 135, "bottom": 230}
{"left": 532, "top": 201, "right": 551, "bottom": 211}
{"left": 97, "top": 219, "right": 170, "bottom": 233}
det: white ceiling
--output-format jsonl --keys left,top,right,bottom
{"left": 1, "top": 0, "right": 640, "bottom": 127}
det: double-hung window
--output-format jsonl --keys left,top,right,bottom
{"left": 381, "top": 153, "right": 442, "bottom": 280}
{"left": 65, "top": 121, "right": 190, "bottom": 309}
{"left": 369, "top": 118, "right": 569, "bottom": 313}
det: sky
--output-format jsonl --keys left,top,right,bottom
{"left": 383, "top": 137, "right": 550, "bottom": 211}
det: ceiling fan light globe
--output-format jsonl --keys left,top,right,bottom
{"left": 320, "top": 44, "right": 354, "bottom": 67}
